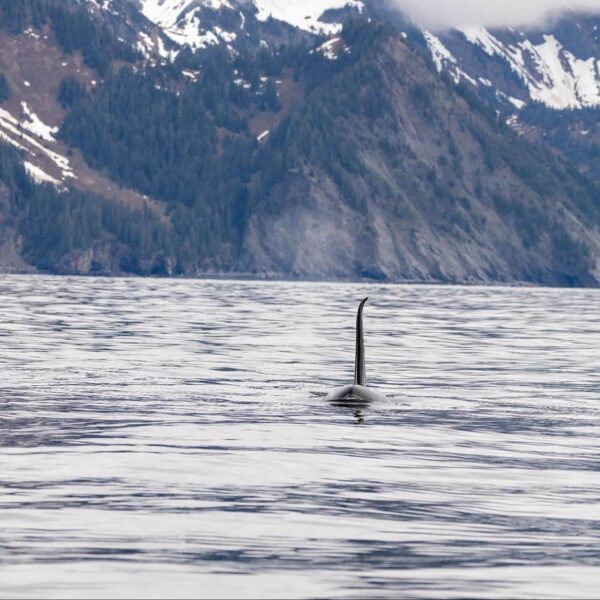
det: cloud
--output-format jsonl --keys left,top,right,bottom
{"left": 386, "top": 0, "right": 600, "bottom": 30}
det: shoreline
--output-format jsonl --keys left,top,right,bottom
{"left": 0, "top": 270, "right": 598, "bottom": 291}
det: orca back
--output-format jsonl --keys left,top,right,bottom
{"left": 326, "top": 297, "right": 387, "bottom": 404}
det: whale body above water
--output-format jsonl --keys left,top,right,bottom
{"left": 326, "top": 298, "right": 387, "bottom": 403}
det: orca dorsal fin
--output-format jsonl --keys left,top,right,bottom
{"left": 354, "top": 298, "right": 368, "bottom": 386}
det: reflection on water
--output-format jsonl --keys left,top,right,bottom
{"left": 1, "top": 275, "right": 600, "bottom": 599}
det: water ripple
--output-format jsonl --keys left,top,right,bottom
{"left": 1, "top": 275, "right": 600, "bottom": 598}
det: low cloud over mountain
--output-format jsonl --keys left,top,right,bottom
{"left": 387, "top": 0, "right": 600, "bottom": 29}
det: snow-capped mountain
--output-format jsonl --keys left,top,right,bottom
{"left": 421, "top": 16, "right": 600, "bottom": 111}
{"left": 133, "top": 1, "right": 600, "bottom": 112}
{"left": 252, "top": 0, "right": 363, "bottom": 33}
{"left": 138, "top": 0, "right": 238, "bottom": 50}
{"left": 135, "top": 0, "right": 364, "bottom": 52}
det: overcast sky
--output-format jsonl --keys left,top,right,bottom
{"left": 386, "top": 0, "right": 600, "bottom": 29}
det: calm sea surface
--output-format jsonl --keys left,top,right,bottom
{"left": 1, "top": 275, "right": 599, "bottom": 599}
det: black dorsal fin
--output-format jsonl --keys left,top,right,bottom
{"left": 354, "top": 298, "right": 368, "bottom": 386}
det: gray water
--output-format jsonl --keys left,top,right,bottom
{"left": 1, "top": 275, "right": 599, "bottom": 599}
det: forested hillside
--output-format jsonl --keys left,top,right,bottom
{"left": 241, "top": 24, "right": 600, "bottom": 285}
{"left": 1, "top": 0, "right": 600, "bottom": 285}
{"left": 0, "top": 144, "right": 169, "bottom": 273}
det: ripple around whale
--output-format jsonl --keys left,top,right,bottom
{"left": 1, "top": 275, "right": 600, "bottom": 599}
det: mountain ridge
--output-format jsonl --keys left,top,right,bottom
{"left": 0, "top": 0, "right": 599, "bottom": 285}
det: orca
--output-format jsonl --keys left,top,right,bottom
{"left": 327, "top": 298, "right": 387, "bottom": 403}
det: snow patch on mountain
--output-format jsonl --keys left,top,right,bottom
{"left": 141, "top": 0, "right": 232, "bottom": 28}
{"left": 139, "top": 0, "right": 235, "bottom": 50}
{"left": 508, "top": 96, "right": 527, "bottom": 109}
{"left": 423, "top": 31, "right": 477, "bottom": 86}
{"left": 138, "top": 0, "right": 364, "bottom": 46}
{"left": 423, "top": 30, "right": 455, "bottom": 73}
{"left": 137, "top": 31, "right": 176, "bottom": 60}
{"left": 20, "top": 102, "right": 59, "bottom": 142}
{"left": 0, "top": 106, "right": 75, "bottom": 183}
{"left": 313, "top": 36, "right": 351, "bottom": 60}
{"left": 460, "top": 27, "right": 600, "bottom": 109}
{"left": 24, "top": 162, "right": 62, "bottom": 186}
{"left": 253, "top": 0, "right": 364, "bottom": 35}
{"left": 90, "top": 0, "right": 120, "bottom": 13}
{"left": 182, "top": 68, "right": 200, "bottom": 80}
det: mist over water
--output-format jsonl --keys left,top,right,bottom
{"left": 1, "top": 275, "right": 600, "bottom": 599}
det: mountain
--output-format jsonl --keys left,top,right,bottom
{"left": 408, "top": 12, "right": 600, "bottom": 181}
{"left": 0, "top": 0, "right": 599, "bottom": 285}
{"left": 239, "top": 24, "right": 600, "bottom": 285}
{"left": 136, "top": 0, "right": 365, "bottom": 45}
{"left": 420, "top": 18, "right": 600, "bottom": 111}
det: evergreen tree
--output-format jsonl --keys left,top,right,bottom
{"left": 57, "top": 75, "right": 87, "bottom": 108}
{"left": 0, "top": 73, "right": 10, "bottom": 103}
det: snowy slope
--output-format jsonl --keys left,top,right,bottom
{"left": 139, "top": 0, "right": 237, "bottom": 49}
{"left": 137, "top": 0, "right": 364, "bottom": 49}
{"left": 129, "top": 2, "right": 600, "bottom": 111}
{"left": 460, "top": 27, "right": 600, "bottom": 109}
{"left": 0, "top": 104, "right": 75, "bottom": 185}
{"left": 424, "top": 16, "right": 600, "bottom": 110}
{"left": 253, "top": 0, "right": 363, "bottom": 34}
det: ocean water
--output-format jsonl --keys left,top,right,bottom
{"left": 0, "top": 275, "right": 599, "bottom": 599}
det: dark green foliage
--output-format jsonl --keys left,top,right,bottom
{"left": 455, "top": 79, "right": 495, "bottom": 118}
{"left": 59, "top": 60, "right": 265, "bottom": 264}
{"left": 341, "top": 18, "right": 394, "bottom": 55}
{"left": 0, "top": 143, "right": 171, "bottom": 274}
{"left": 57, "top": 75, "right": 87, "bottom": 109}
{"left": 0, "top": 143, "right": 35, "bottom": 198}
{"left": 0, "top": 0, "right": 139, "bottom": 75}
{"left": 61, "top": 69, "right": 220, "bottom": 205}
{"left": 48, "top": 3, "right": 138, "bottom": 75}
{"left": 249, "top": 23, "right": 600, "bottom": 284}
{"left": 520, "top": 102, "right": 600, "bottom": 182}
{"left": 0, "top": 73, "right": 10, "bottom": 103}
{"left": 20, "top": 188, "right": 169, "bottom": 273}
{"left": 467, "top": 109, "right": 599, "bottom": 218}
{"left": 12, "top": 14, "right": 596, "bottom": 283}
{"left": 250, "top": 24, "right": 400, "bottom": 214}
{"left": 549, "top": 220, "right": 594, "bottom": 282}
{"left": 259, "top": 80, "right": 281, "bottom": 112}
{"left": 411, "top": 83, "right": 434, "bottom": 115}
{"left": 0, "top": 0, "right": 47, "bottom": 33}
